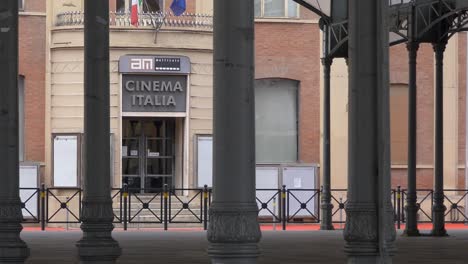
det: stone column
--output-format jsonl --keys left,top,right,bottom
{"left": 345, "top": 0, "right": 396, "bottom": 263}
{"left": 431, "top": 41, "right": 447, "bottom": 237}
{"left": 320, "top": 56, "right": 334, "bottom": 230}
{"left": 207, "top": 0, "right": 261, "bottom": 263}
{"left": 0, "top": 1, "right": 30, "bottom": 262}
{"left": 404, "top": 41, "right": 420, "bottom": 237}
{"left": 76, "top": 1, "right": 122, "bottom": 262}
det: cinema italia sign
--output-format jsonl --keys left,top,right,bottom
{"left": 119, "top": 55, "right": 190, "bottom": 113}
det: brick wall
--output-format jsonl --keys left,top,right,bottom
{"left": 19, "top": 0, "right": 46, "bottom": 163}
{"left": 255, "top": 21, "right": 321, "bottom": 164}
{"left": 22, "top": 0, "right": 44, "bottom": 12}
{"left": 389, "top": 43, "right": 435, "bottom": 189}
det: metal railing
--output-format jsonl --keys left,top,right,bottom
{"left": 19, "top": 185, "right": 468, "bottom": 231}
{"left": 444, "top": 190, "right": 468, "bottom": 223}
{"left": 287, "top": 189, "right": 320, "bottom": 224}
{"left": 46, "top": 187, "right": 81, "bottom": 225}
{"left": 331, "top": 189, "right": 348, "bottom": 224}
{"left": 169, "top": 188, "right": 203, "bottom": 225}
{"left": 20, "top": 187, "right": 40, "bottom": 223}
{"left": 401, "top": 189, "right": 434, "bottom": 223}
{"left": 55, "top": 11, "right": 213, "bottom": 30}
{"left": 256, "top": 189, "right": 282, "bottom": 224}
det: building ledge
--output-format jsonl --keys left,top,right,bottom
{"left": 255, "top": 18, "right": 318, "bottom": 24}
{"left": 19, "top": 11, "right": 46, "bottom": 17}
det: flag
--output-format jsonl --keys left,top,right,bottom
{"left": 170, "top": 0, "right": 186, "bottom": 16}
{"left": 131, "top": 0, "right": 143, "bottom": 26}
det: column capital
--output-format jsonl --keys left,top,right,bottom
{"left": 406, "top": 42, "right": 420, "bottom": 52}
{"left": 432, "top": 41, "right": 447, "bottom": 55}
{"left": 321, "top": 57, "right": 333, "bottom": 67}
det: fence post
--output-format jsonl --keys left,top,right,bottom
{"left": 123, "top": 183, "right": 128, "bottom": 231}
{"left": 203, "top": 185, "right": 208, "bottom": 230}
{"left": 282, "top": 185, "right": 286, "bottom": 231}
{"left": 339, "top": 197, "right": 343, "bottom": 229}
{"left": 397, "top": 186, "right": 401, "bottom": 230}
{"left": 402, "top": 190, "right": 406, "bottom": 223}
{"left": 273, "top": 197, "right": 277, "bottom": 231}
{"left": 164, "top": 184, "right": 168, "bottom": 231}
{"left": 65, "top": 196, "right": 69, "bottom": 231}
{"left": 41, "top": 183, "right": 46, "bottom": 231}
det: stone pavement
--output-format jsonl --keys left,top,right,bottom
{"left": 23, "top": 230, "right": 468, "bottom": 263}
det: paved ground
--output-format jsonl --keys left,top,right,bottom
{"left": 22, "top": 229, "right": 468, "bottom": 264}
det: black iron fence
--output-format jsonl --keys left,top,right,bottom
{"left": 19, "top": 185, "right": 468, "bottom": 231}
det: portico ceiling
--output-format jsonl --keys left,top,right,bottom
{"left": 294, "top": 0, "right": 468, "bottom": 57}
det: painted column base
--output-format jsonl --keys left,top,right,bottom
{"left": 403, "top": 205, "right": 420, "bottom": 236}
{"left": 345, "top": 242, "right": 394, "bottom": 264}
{"left": 431, "top": 205, "right": 448, "bottom": 237}
{"left": 0, "top": 238, "right": 29, "bottom": 264}
{"left": 320, "top": 202, "right": 335, "bottom": 230}
{"left": 0, "top": 204, "right": 30, "bottom": 263}
{"left": 402, "top": 229, "right": 420, "bottom": 237}
{"left": 208, "top": 243, "right": 260, "bottom": 264}
{"left": 207, "top": 203, "right": 261, "bottom": 263}
{"left": 76, "top": 232, "right": 121, "bottom": 264}
{"left": 76, "top": 205, "right": 122, "bottom": 264}
{"left": 347, "top": 256, "right": 392, "bottom": 264}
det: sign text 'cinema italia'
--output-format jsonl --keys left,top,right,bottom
{"left": 122, "top": 75, "right": 187, "bottom": 112}
{"left": 125, "top": 80, "right": 183, "bottom": 106}
{"left": 119, "top": 55, "right": 190, "bottom": 113}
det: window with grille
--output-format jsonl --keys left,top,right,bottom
{"left": 255, "top": 0, "right": 299, "bottom": 18}
{"left": 255, "top": 79, "right": 299, "bottom": 163}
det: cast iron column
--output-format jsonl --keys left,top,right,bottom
{"left": 76, "top": 1, "right": 122, "bottom": 262}
{"left": 345, "top": 0, "right": 396, "bottom": 263}
{"left": 207, "top": 0, "right": 261, "bottom": 263}
{"left": 404, "top": 42, "right": 420, "bottom": 236}
{"left": 431, "top": 41, "right": 447, "bottom": 237}
{"left": 320, "top": 56, "right": 334, "bottom": 230}
{"left": 0, "top": 1, "right": 30, "bottom": 262}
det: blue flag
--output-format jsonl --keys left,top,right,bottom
{"left": 170, "top": 0, "right": 186, "bottom": 16}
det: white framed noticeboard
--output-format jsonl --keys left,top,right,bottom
{"left": 196, "top": 135, "right": 213, "bottom": 188}
{"left": 53, "top": 135, "right": 79, "bottom": 187}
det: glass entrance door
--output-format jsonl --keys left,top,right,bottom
{"left": 122, "top": 118, "right": 175, "bottom": 192}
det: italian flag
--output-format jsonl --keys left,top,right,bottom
{"left": 131, "top": 0, "right": 142, "bottom": 26}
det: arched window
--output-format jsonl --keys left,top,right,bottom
{"left": 255, "top": 78, "right": 299, "bottom": 163}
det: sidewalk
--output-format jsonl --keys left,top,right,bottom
{"left": 22, "top": 229, "right": 468, "bottom": 263}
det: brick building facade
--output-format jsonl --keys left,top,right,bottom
{"left": 32, "top": 0, "right": 468, "bottom": 194}
{"left": 19, "top": 0, "right": 46, "bottom": 178}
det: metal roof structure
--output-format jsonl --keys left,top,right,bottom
{"left": 295, "top": 0, "right": 468, "bottom": 58}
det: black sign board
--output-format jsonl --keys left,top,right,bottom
{"left": 155, "top": 58, "right": 181, "bottom": 71}
{"left": 119, "top": 55, "right": 190, "bottom": 74}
